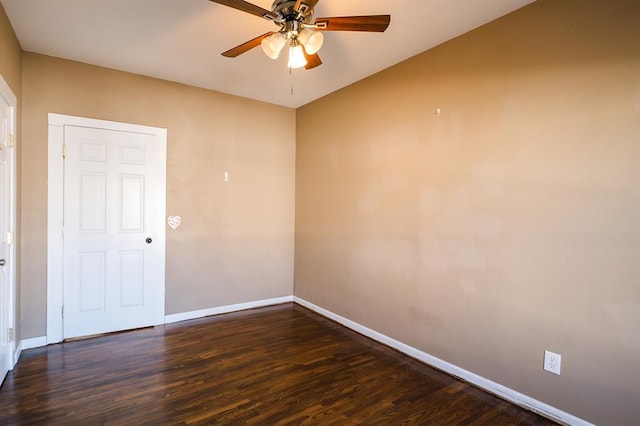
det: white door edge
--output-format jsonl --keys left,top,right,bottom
{"left": 47, "top": 113, "right": 167, "bottom": 344}
{"left": 0, "top": 74, "right": 17, "bottom": 369}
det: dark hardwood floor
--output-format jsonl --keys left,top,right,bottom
{"left": 0, "top": 303, "right": 556, "bottom": 425}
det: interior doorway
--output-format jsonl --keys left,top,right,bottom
{"left": 47, "top": 114, "right": 167, "bottom": 343}
{"left": 0, "top": 74, "right": 17, "bottom": 384}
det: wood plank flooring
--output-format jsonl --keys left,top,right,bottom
{"left": 0, "top": 303, "right": 556, "bottom": 425}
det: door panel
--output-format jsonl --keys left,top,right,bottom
{"left": 63, "top": 125, "right": 158, "bottom": 339}
{"left": 78, "top": 252, "right": 106, "bottom": 312}
{"left": 120, "top": 175, "right": 144, "bottom": 231}
{"left": 79, "top": 173, "right": 107, "bottom": 232}
{"left": 119, "top": 250, "right": 144, "bottom": 307}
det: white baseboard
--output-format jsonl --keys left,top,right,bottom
{"left": 293, "top": 297, "right": 592, "bottom": 426}
{"left": 19, "top": 336, "right": 48, "bottom": 352}
{"left": 164, "top": 296, "right": 294, "bottom": 324}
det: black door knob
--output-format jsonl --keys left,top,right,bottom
{"left": 145, "top": 238, "right": 153, "bottom": 244}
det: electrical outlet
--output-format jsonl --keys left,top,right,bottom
{"left": 544, "top": 350, "right": 562, "bottom": 375}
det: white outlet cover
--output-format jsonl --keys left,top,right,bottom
{"left": 544, "top": 350, "right": 562, "bottom": 375}
{"left": 167, "top": 215, "right": 181, "bottom": 230}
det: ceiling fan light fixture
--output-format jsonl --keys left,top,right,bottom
{"left": 298, "top": 28, "right": 324, "bottom": 55}
{"left": 261, "top": 32, "right": 286, "bottom": 59}
{"left": 213, "top": 0, "right": 391, "bottom": 71}
{"left": 287, "top": 40, "right": 307, "bottom": 69}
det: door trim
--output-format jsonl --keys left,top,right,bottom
{"left": 47, "top": 114, "right": 167, "bottom": 344}
{"left": 0, "top": 74, "right": 17, "bottom": 369}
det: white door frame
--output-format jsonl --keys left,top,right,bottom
{"left": 47, "top": 113, "right": 167, "bottom": 344}
{"left": 0, "top": 74, "right": 17, "bottom": 368}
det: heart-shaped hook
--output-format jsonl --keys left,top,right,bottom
{"left": 167, "top": 215, "right": 181, "bottom": 230}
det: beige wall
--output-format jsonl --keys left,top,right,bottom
{"left": 0, "top": 2, "right": 22, "bottom": 343}
{"left": 0, "top": 3, "right": 21, "bottom": 92}
{"left": 295, "top": 1, "right": 640, "bottom": 424}
{"left": 6, "top": 0, "right": 640, "bottom": 423}
{"left": 21, "top": 53, "right": 296, "bottom": 338}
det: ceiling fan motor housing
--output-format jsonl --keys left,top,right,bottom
{"left": 272, "top": 0, "right": 313, "bottom": 22}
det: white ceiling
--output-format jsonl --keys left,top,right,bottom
{"left": 1, "top": 0, "right": 534, "bottom": 108}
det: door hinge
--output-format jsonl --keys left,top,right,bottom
{"left": 6, "top": 232, "right": 13, "bottom": 245}
{"left": 62, "top": 144, "right": 67, "bottom": 158}
{"left": 7, "top": 328, "right": 13, "bottom": 342}
{"left": 8, "top": 133, "right": 14, "bottom": 147}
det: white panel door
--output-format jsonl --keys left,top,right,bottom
{"left": 63, "top": 125, "right": 160, "bottom": 339}
{"left": 0, "top": 84, "right": 14, "bottom": 383}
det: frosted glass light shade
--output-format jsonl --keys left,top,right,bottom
{"left": 287, "top": 44, "right": 307, "bottom": 69}
{"left": 298, "top": 28, "right": 324, "bottom": 55}
{"left": 261, "top": 32, "right": 286, "bottom": 59}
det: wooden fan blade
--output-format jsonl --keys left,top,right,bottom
{"left": 303, "top": 46, "right": 322, "bottom": 70}
{"left": 294, "top": 0, "right": 320, "bottom": 15}
{"left": 315, "top": 15, "right": 391, "bottom": 32}
{"left": 222, "top": 32, "right": 273, "bottom": 58}
{"left": 210, "top": 0, "right": 278, "bottom": 21}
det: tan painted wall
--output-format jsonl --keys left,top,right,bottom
{"left": 295, "top": 1, "right": 640, "bottom": 424}
{"left": 0, "top": 2, "right": 22, "bottom": 344}
{"left": 0, "top": 4, "right": 21, "bottom": 92}
{"left": 21, "top": 53, "right": 295, "bottom": 338}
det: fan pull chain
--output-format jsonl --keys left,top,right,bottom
{"left": 290, "top": 66, "right": 295, "bottom": 96}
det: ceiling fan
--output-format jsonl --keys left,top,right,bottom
{"left": 209, "top": 0, "right": 391, "bottom": 70}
